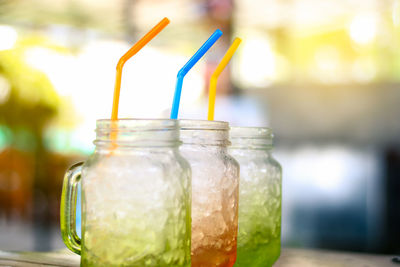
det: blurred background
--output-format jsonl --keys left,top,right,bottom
{"left": 0, "top": 0, "right": 399, "bottom": 254}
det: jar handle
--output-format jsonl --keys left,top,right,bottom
{"left": 60, "top": 162, "right": 83, "bottom": 255}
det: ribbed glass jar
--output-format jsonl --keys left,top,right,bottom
{"left": 229, "top": 127, "right": 282, "bottom": 267}
{"left": 61, "top": 119, "right": 191, "bottom": 267}
{"left": 179, "top": 120, "right": 239, "bottom": 267}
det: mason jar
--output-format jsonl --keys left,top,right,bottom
{"left": 229, "top": 127, "right": 282, "bottom": 267}
{"left": 179, "top": 120, "right": 239, "bottom": 267}
{"left": 60, "top": 119, "right": 191, "bottom": 267}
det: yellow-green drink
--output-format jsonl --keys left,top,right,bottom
{"left": 229, "top": 127, "right": 282, "bottom": 267}
{"left": 61, "top": 120, "right": 191, "bottom": 266}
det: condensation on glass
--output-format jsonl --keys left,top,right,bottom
{"left": 60, "top": 119, "right": 191, "bottom": 267}
{"left": 179, "top": 120, "right": 239, "bottom": 267}
{"left": 229, "top": 127, "right": 282, "bottom": 267}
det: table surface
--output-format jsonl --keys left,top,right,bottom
{"left": 0, "top": 248, "right": 398, "bottom": 267}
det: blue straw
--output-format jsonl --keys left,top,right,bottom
{"left": 170, "top": 29, "right": 223, "bottom": 119}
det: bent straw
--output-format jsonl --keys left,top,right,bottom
{"left": 207, "top": 37, "right": 241, "bottom": 121}
{"left": 170, "top": 29, "right": 223, "bottom": 119}
{"left": 111, "top": 17, "right": 170, "bottom": 120}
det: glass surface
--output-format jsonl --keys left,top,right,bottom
{"left": 179, "top": 120, "right": 239, "bottom": 267}
{"left": 62, "top": 119, "right": 191, "bottom": 266}
{"left": 229, "top": 127, "right": 282, "bottom": 267}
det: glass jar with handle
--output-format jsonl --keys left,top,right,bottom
{"left": 60, "top": 119, "right": 191, "bottom": 267}
{"left": 229, "top": 127, "right": 282, "bottom": 267}
{"left": 179, "top": 120, "right": 239, "bottom": 267}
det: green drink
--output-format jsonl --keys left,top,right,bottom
{"left": 61, "top": 120, "right": 191, "bottom": 266}
{"left": 229, "top": 127, "right": 282, "bottom": 267}
{"left": 235, "top": 177, "right": 281, "bottom": 266}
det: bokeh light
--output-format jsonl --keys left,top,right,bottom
{"left": 0, "top": 25, "right": 17, "bottom": 51}
{"left": 349, "top": 13, "right": 377, "bottom": 45}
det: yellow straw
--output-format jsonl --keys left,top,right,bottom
{"left": 207, "top": 37, "right": 241, "bottom": 121}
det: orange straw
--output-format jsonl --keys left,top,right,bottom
{"left": 111, "top": 17, "right": 170, "bottom": 120}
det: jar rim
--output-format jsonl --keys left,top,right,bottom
{"left": 179, "top": 119, "right": 229, "bottom": 130}
{"left": 230, "top": 126, "right": 273, "bottom": 139}
{"left": 94, "top": 119, "right": 180, "bottom": 148}
{"left": 96, "top": 119, "right": 178, "bottom": 130}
